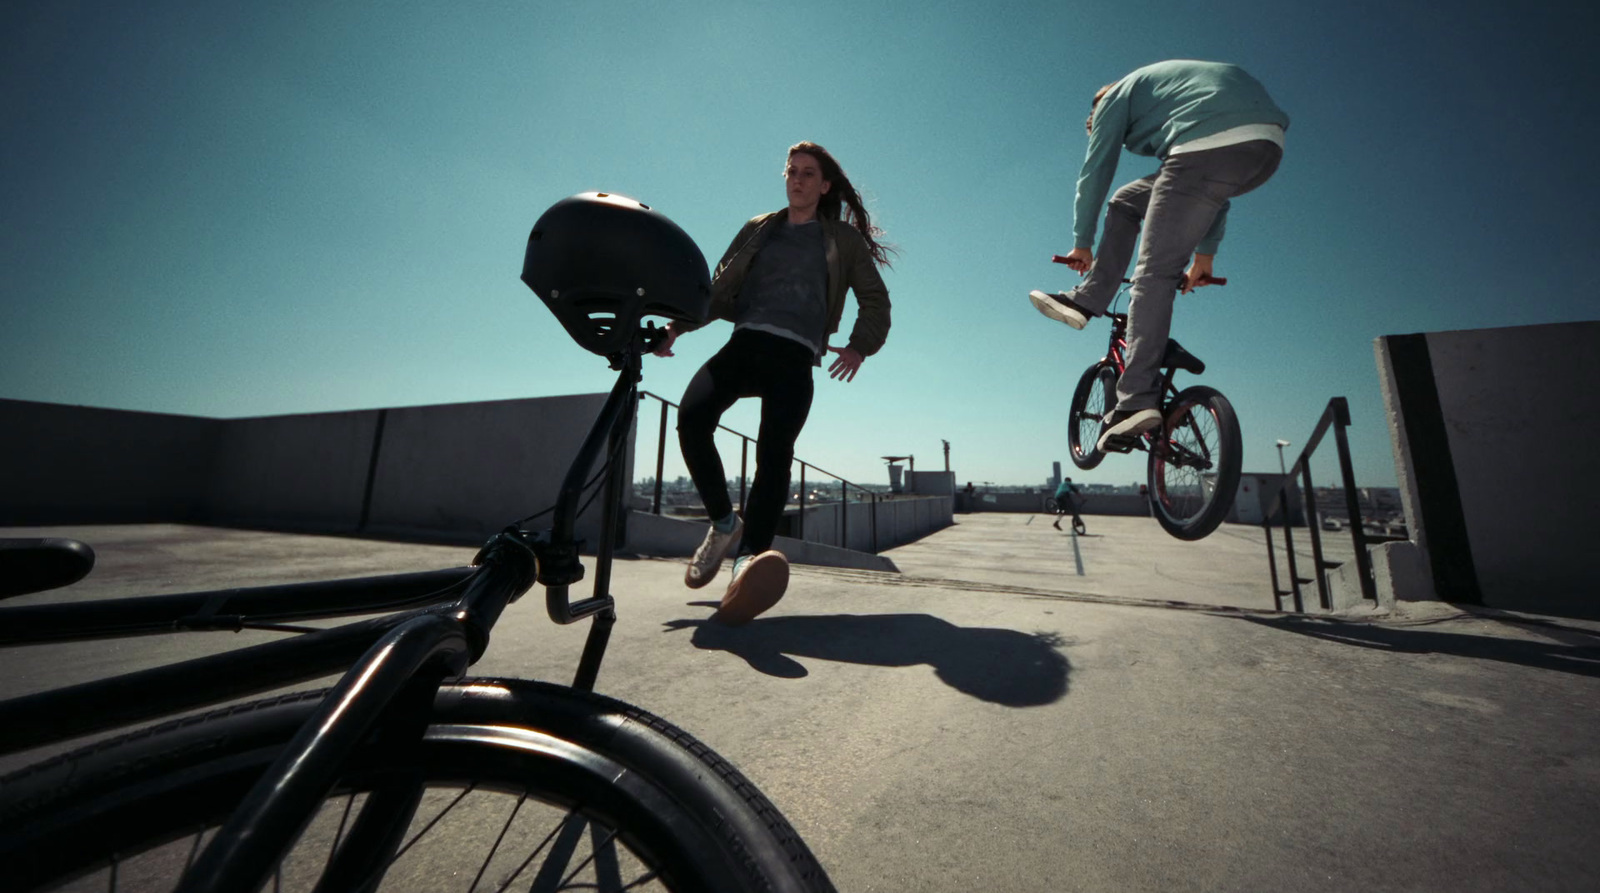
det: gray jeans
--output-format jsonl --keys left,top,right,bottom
{"left": 1069, "top": 140, "right": 1282, "bottom": 411}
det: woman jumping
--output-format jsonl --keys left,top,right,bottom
{"left": 653, "top": 141, "right": 892, "bottom": 624}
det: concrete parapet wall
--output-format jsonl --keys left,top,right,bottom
{"left": 626, "top": 495, "right": 950, "bottom": 562}
{"left": 1376, "top": 321, "right": 1597, "bottom": 616}
{"left": 1, "top": 399, "right": 220, "bottom": 525}
{"left": 1, "top": 394, "right": 614, "bottom": 545}
{"left": 624, "top": 510, "right": 899, "bottom": 572}
{"left": 958, "top": 491, "right": 1154, "bottom": 517}
{"left": 362, "top": 395, "right": 622, "bottom": 544}
{"left": 206, "top": 410, "right": 381, "bottom": 533}
{"left": 788, "top": 495, "right": 952, "bottom": 553}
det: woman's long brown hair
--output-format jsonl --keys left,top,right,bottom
{"left": 788, "top": 141, "right": 895, "bottom": 268}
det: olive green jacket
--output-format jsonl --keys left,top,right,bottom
{"left": 682, "top": 210, "right": 891, "bottom": 360}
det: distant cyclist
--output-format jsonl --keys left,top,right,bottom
{"left": 1052, "top": 477, "right": 1086, "bottom": 534}
{"left": 1030, "top": 60, "right": 1288, "bottom": 450}
{"left": 653, "top": 141, "right": 892, "bottom": 625}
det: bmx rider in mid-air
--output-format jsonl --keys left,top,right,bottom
{"left": 1030, "top": 59, "right": 1289, "bottom": 451}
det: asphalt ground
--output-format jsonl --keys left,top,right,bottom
{"left": 3, "top": 516, "right": 1598, "bottom": 892}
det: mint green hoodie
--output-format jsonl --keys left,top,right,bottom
{"left": 1073, "top": 60, "right": 1289, "bottom": 255}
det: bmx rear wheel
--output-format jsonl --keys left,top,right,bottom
{"left": 1068, "top": 363, "right": 1117, "bottom": 470}
{"left": 1147, "top": 385, "right": 1242, "bottom": 540}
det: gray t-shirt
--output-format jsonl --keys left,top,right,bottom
{"left": 734, "top": 219, "right": 828, "bottom": 355}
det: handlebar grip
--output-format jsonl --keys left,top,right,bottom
{"left": 1051, "top": 254, "right": 1073, "bottom": 265}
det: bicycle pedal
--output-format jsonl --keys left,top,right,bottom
{"left": 1100, "top": 434, "right": 1138, "bottom": 453}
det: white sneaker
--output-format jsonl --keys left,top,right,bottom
{"left": 685, "top": 515, "right": 743, "bottom": 589}
{"left": 715, "top": 550, "right": 789, "bottom": 625}
{"left": 1028, "top": 290, "right": 1090, "bottom": 329}
{"left": 1095, "top": 408, "right": 1163, "bottom": 451}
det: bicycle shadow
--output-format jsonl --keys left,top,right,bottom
{"left": 1237, "top": 614, "right": 1600, "bottom": 679}
{"left": 663, "top": 611, "right": 1071, "bottom": 707}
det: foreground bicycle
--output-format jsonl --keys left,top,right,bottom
{"left": 1045, "top": 257, "right": 1243, "bottom": 540}
{"left": 0, "top": 193, "right": 836, "bottom": 893}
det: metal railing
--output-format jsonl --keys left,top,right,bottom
{"left": 638, "top": 391, "right": 885, "bottom": 553}
{"left": 1261, "top": 397, "right": 1379, "bottom": 612}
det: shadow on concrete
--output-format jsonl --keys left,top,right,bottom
{"left": 661, "top": 612, "right": 1071, "bottom": 707}
{"left": 1239, "top": 614, "right": 1600, "bottom": 679}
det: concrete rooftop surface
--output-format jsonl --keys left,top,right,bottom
{"left": 2, "top": 515, "right": 1598, "bottom": 891}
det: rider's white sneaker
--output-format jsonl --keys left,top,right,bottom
{"left": 1029, "top": 290, "right": 1091, "bottom": 329}
{"left": 1096, "top": 408, "right": 1162, "bottom": 451}
{"left": 685, "top": 515, "right": 742, "bottom": 589}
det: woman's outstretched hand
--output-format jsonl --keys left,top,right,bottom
{"left": 826, "top": 345, "right": 864, "bottom": 382}
{"left": 651, "top": 324, "right": 679, "bottom": 357}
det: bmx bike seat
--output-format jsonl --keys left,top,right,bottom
{"left": 1161, "top": 339, "right": 1205, "bottom": 375}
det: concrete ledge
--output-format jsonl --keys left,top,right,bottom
{"left": 1370, "top": 539, "right": 1435, "bottom": 606}
{"left": 623, "top": 510, "right": 898, "bottom": 573}
{"left": 769, "top": 535, "right": 899, "bottom": 573}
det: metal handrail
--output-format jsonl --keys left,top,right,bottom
{"left": 1260, "top": 397, "right": 1378, "bottom": 612}
{"left": 638, "top": 391, "right": 883, "bottom": 552}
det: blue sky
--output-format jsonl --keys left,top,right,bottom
{"left": 4, "top": 0, "right": 1596, "bottom": 492}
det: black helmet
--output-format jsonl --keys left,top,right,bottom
{"left": 522, "top": 192, "right": 711, "bottom": 356}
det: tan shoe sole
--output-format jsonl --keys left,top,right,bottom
{"left": 714, "top": 551, "right": 789, "bottom": 626}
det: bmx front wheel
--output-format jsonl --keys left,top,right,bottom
{"left": 1147, "top": 385, "right": 1242, "bottom": 540}
{"left": 1068, "top": 362, "right": 1117, "bottom": 470}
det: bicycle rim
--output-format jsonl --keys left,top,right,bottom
{"left": 1, "top": 680, "right": 834, "bottom": 893}
{"left": 1147, "top": 386, "right": 1241, "bottom": 541}
{"left": 1068, "top": 363, "right": 1116, "bottom": 470}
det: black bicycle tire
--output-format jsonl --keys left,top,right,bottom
{"left": 0, "top": 679, "right": 835, "bottom": 893}
{"left": 1067, "top": 362, "right": 1116, "bottom": 470}
{"left": 1146, "top": 385, "right": 1242, "bottom": 541}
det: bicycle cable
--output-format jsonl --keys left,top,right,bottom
{"left": 514, "top": 412, "right": 632, "bottom": 528}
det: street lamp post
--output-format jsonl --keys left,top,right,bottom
{"left": 1275, "top": 439, "right": 1291, "bottom": 476}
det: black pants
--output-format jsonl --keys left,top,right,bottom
{"left": 678, "top": 330, "right": 815, "bottom": 556}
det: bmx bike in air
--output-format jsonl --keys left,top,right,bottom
{"left": 1049, "top": 257, "right": 1243, "bottom": 541}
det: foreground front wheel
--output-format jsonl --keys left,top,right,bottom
{"left": 0, "top": 679, "right": 835, "bottom": 893}
{"left": 1147, "top": 385, "right": 1242, "bottom": 541}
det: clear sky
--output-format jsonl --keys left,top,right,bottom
{"left": 4, "top": 0, "right": 1597, "bottom": 492}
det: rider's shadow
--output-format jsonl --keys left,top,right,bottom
{"left": 664, "top": 611, "right": 1072, "bottom": 707}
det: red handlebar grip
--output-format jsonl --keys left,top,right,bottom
{"left": 1051, "top": 254, "right": 1073, "bottom": 265}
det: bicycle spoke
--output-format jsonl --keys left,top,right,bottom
{"left": 389, "top": 783, "right": 475, "bottom": 864}
{"left": 525, "top": 810, "right": 591, "bottom": 892}
{"left": 491, "top": 807, "right": 575, "bottom": 893}
{"left": 184, "top": 830, "right": 204, "bottom": 874}
{"left": 554, "top": 824, "right": 622, "bottom": 890}
{"left": 619, "top": 869, "right": 663, "bottom": 890}
{"left": 1155, "top": 398, "right": 1225, "bottom": 522}
{"left": 469, "top": 792, "right": 527, "bottom": 893}
{"left": 324, "top": 793, "right": 356, "bottom": 877}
